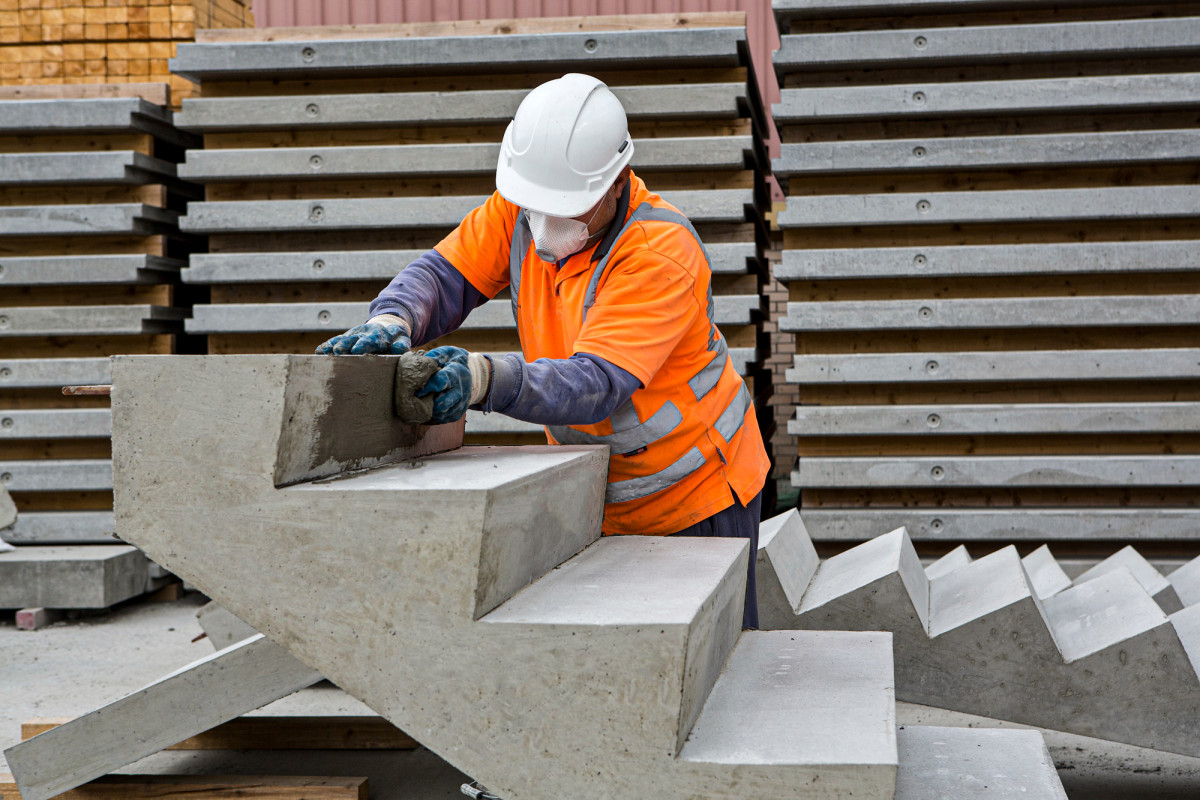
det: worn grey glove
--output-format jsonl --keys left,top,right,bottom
{"left": 315, "top": 313, "right": 412, "bottom": 355}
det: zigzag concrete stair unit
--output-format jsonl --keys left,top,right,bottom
{"left": 757, "top": 510, "right": 1200, "bottom": 756}
{"left": 4, "top": 353, "right": 1067, "bottom": 800}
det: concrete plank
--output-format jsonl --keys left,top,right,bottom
{"left": 0, "top": 511, "right": 116, "bottom": 545}
{"left": 0, "top": 152, "right": 176, "bottom": 186}
{"left": 795, "top": 455, "right": 1200, "bottom": 488}
{"left": 183, "top": 242, "right": 756, "bottom": 284}
{"left": 0, "top": 306, "right": 186, "bottom": 337}
{"left": 774, "top": 0, "right": 1130, "bottom": 23}
{"left": 0, "top": 204, "right": 178, "bottom": 237}
{"left": 0, "top": 545, "right": 147, "bottom": 609}
{"left": 775, "top": 18, "right": 1200, "bottom": 70}
{"left": 772, "top": 72, "right": 1200, "bottom": 122}
{"left": 798, "top": 507, "right": 1200, "bottom": 542}
{"left": 778, "top": 185, "right": 1200, "bottom": 228}
{"left": 775, "top": 130, "right": 1200, "bottom": 176}
{"left": 0, "top": 256, "right": 183, "bottom": 287}
{"left": 0, "top": 485, "right": 13, "bottom": 531}
{"left": 776, "top": 241, "right": 1200, "bottom": 282}
{"left": 179, "top": 136, "right": 752, "bottom": 181}
{"left": 0, "top": 409, "right": 111, "bottom": 439}
{"left": 0, "top": 98, "right": 174, "bottom": 136}
{"left": 789, "top": 402, "right": 1200, "bottom": 436}
{"left": 0, "top": 359, "right": 111, "bottom": 389}
{"left": 176, "top": 83, "right": 746, "bottom": 131}
{"left": 781, "top": 295, "right": 1200, "bottom": 332}
{"left": 895, "top": 727, "right": 1067, "bottom": 800}
{"left": 4, "top": 634, "right": 322, "bottom": 800}
{"left": 170, "top": 28, "right": 746, "bottom": 81}
{"left": 1022, "top": 546, "right": 1072, "bottom": 600}
{"left": 680, "top": 630, "right": 896, "bottom": 800}
{"left": 180, "top": 190, "right": 753, "bottom": 233}
{"left": 787, "top": 348, "right": 1200, "bottom": 384}
{"left": 186, "top": 295, "right": 759, "bottom": 334}
{"left": 0, "top": 459, "right": 112, "bottom": 492}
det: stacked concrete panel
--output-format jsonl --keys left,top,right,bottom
{"left": 169, "top": 13, "right": 774, "bottom": 447}
{"left": 0, "top": 84, "right": 201, "bottom": 609}
{"left": 770, "top": 0, "right": 1200, "bottom": 545}
{"left": 4, "top": 353, "right": 1069, "bottom": 800}
{"left": 757, "top": 509, "right": 1200, "bottom": 757}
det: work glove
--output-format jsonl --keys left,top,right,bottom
{"left": 415, "top": 346, "right": 493, "bottom": 425}
{"left": 315, "top": 313, "right": 412, "bottom": 355}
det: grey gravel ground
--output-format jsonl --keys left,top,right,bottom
{"left": 4, "top": 594, "right": 1200, "bottom": 799}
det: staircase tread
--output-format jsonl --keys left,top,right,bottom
{"left": 1022, "top": 545, "right": 1072, "bottom": 600}
{"left": 929, "top": 547, "right": 1031, "bottom": 638}
{"left": 925, "top": 545, "right": 970, "bottom": 581}
{"left": 288, "top": 445, "right": 593, "bottom": 493}
{"left": 799, "top": 527, "right": 906, "bottom": 613}
{"left": 483, "top": 536, "right": 747, "bottom": 627}
{"left": 895, "top": 727, "right": 1067, "bottom": 800}
{"left": 1074, "top": 545, "right": 1172, "bottom": 596}
{"left": 1043, "top": 569, "right": 1167, "bottom": 662}
{"left": 680, "top": 630, "right": 897, "bottom": 767}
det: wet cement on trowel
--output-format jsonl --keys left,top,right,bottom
{"left": 393, "top": 350, "right": 440, "bottom": 425}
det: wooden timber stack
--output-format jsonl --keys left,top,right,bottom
{"left": 770, "top": 0, "right": 1200, "bottom": 557}
{"left": 0, "top": 0, "right": 255, "bottom": 106}
{"left": 170, "top": 12, "right": 775, "bottom": 449}
{"left": 0, "top": 82, "right": 201, "bottom": 610}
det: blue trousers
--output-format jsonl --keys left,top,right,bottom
{"left": 669, "top": 491, "right": 761, "bottom": 629}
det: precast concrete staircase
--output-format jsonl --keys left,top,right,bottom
{"left": 8, "top": 356, "right": 1068, "bottom": 800}
{"left": 757, "top": 510, "right": 1200, "bottom": 756}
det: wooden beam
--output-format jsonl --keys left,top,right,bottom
{"left": 0, "top": 774, "right": 367, "bottom": 800}
{"left": 21, "top": 716, "right": 419, "bottom": 751}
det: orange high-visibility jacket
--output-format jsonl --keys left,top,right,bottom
{"left": 436, "top": 171, "right": 770, "bottom": 535}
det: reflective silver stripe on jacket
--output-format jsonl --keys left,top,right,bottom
{"left": 509, "top": 210, "right": 531, "bottom": 324}
{"left": 605, "top": 447, "right": 707, "bottom": 504}
{"left": 548, "top": 401, "right": 683, "bottom": 455}
{"left": 715, "top": 383, "right": 752, "bottom": 443}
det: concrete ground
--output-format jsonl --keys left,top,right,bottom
{"left": 3, "top": 593, "right": 1200, "bottom": 799}
{"left": 0, "top": 594, "right": 467, "bottom": 799}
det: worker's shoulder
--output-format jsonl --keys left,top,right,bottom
{"left": 617, "top": 204, "right": 708, "bottom": 275}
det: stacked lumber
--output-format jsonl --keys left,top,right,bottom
{"left": 170, "top": 12, "right": 774, "bottom": 446}
{"left": 0, "top": 0, "right": 255, "bottom": 105}
{"left": 0, "top": 83, "right": 201, "bottom": 609}
{"left": 771, "top": 0, "right": 1200, "bottom": 548}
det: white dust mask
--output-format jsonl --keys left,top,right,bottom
{"left": 527, "top": 201, "right": 605, "bottom": 263}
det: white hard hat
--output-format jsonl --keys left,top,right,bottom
{"left": 496, "top": 73, "right": 634, "bottom": 217}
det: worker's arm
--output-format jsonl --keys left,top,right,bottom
{"left": 481, "top": 353, "right": 641, "bottom": 425}
{"left": 368, "top": 250, "right": 490, "bottom": 346}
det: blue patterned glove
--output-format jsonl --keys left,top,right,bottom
{"left": 315, "top": 314, "right": 412, "bottom": 356}
{"left": 416, "top": 346, "right": 473, "bottom": 424}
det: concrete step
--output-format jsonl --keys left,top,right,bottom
{"left": 1021, "top": 545, "right": 1072, "bottom": 600}
{"left": 923, "top": 545, "right": 969, "bottom": 581}
{"left": 1170, "top": 556, "right": 1200, "bottom": 608}
{"left": 1073, "top": 545, "right": 1184, "bottom": 614}
{"left": 895, "top": 727, "right": 1067, "bottom": 800}
{"left": 483, "top": 535, "right": 747, "bottom": 757}
{"left": 756, "top": 512, "right": 1200, "bottom": 757}
{"left": 680, "top": 630, "right": 897, "bottom": 799}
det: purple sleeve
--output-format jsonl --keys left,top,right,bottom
{"left": 480, "top": 352, "right": 641, "bottom": 426}
{"left": 367, "top": 249, "right": 489, "bottom": 346}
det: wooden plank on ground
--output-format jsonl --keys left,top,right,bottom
{"left": 0, "top": 774, "right": 366, "bottom": 800}
{"left": 21, "top": 716, "right": 418, "bottom": 751}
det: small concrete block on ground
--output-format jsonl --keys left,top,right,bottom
{"left": 0, "top": 546, "right": 149, "bottom": 610}
{"left": 15, "top": 608, "right": 63, "bottom": 632}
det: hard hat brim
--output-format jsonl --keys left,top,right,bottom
{"left": 495, "top": 166, "right": 611, "bottom": 218}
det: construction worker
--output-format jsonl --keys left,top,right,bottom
{"left": 317, "top": 73, "right": 770, "bottom": 628}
